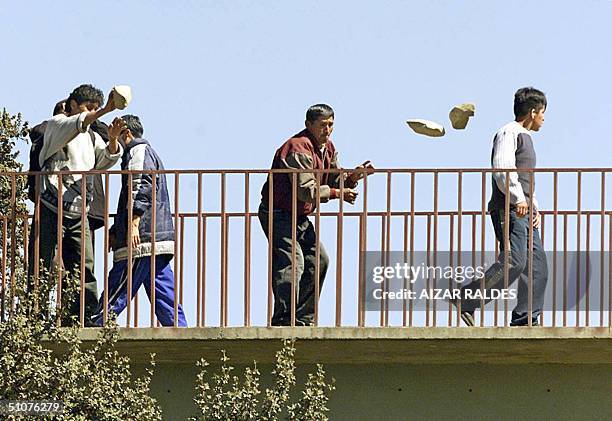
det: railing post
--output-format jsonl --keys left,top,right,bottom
{"left": 315, "top": 171, "right": 322, "bottom": 327}
{"left": 291, "top": 172, "right": 297, "bottom": 327}
{"left": 600, "top": 171, "right": 605, "bottom": 327}
{"left": 244, "top": 172, "right": 251, "bottom": 327}
{"left": 80, "top": 172, "right": 87, "bottom": 327}
{"left": 196, "top": 173, "right": 202, "bottom": 327}
{"left": 175, "top": 172, "right": 181, "bottom": 327}
{"left": 432, "top": 172, "right": 438, "bottom": 327}
{"left": 103, "top": 173, "right": 110, "bottom": 326}
{"left": 553, "top": 171, "right": 558, "bottom": 327}
{"left": 456, "top": 172, "right": 463, "bottom": 326}
{"left": 127, "top": 172, "right": 133, "bottom": 327}
{"left": 150, "top": 172, "right": 157, "bottom": 327}
{"left": 267, "top": 170, "right": 274, "bottom": 327}
{"left": 56, "top": 174, "right": 63, "bottom": 326}
{"left": 480, "top": 171, "right": 486, "bottom": 327}
{"left": 336, "top": 169, "right": 345, "bottom": 327}
{"left": 575, "top": 171, "right": 582, "bottom": 327}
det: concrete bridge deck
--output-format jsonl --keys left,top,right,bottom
{"left": 62, "top": 327, "right": 612, "bottom": 364}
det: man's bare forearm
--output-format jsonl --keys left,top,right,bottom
{"left": 83, "top": 106, "right": 112, "bottom": 129}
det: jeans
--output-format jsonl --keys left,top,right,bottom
{"left": 258, "top": 203, "right": 329, "bottom": 326}
{"left": 461, "top": 208, "right": 548, "bottom": 325}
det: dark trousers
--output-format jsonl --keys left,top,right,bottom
{"left": 27, "top": 205, "right": 99, "bottom": 321}
{"left": 258, "top": 203, "right": 329, "bottom": 326}
{"left": 461, "top": 208, "right": 548, "bottom": 325}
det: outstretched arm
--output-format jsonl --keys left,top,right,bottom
{"left": 82, "top": 89, "right": 118, "bottom": 129}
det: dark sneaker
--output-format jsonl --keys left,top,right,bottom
{"left": 510, "top": 311, "right": 540, "bottom": 327}
{"left": 84, "top": 318, "right": 100, "bottom": 328}
{"left": 449, "top": 297, "right": 475, "bottom": 327}
{"left": 460, "top": 311, "right": 475, "bottom": 327}
{"left": 510, "top": 319, "right": 539, "bottom": 327}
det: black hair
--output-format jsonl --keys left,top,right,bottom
{"left": 68, "top": 84, "right": 104, "bottom": 107}
{"left": 52, "top": 99, "right": 66, "bottom": 116}
{"left": 514, "top": 87, "right": 547, "bottom": 119}
{"left": 306, "top": 104, "right": 334, "bottom": 123}
{"left": 121, "top": 114, "right": 144, "bottom": 138}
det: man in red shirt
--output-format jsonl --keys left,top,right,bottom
{"left": 259, "top": 104, "right": 372, "bottom": 326}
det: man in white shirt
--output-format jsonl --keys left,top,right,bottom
{"left": 458, "top": 87, "right": 548, "bottom": 327}
{"left": 28, "top": 84, "right": 123, "bottom": 326}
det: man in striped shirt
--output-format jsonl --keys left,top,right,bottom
{"left": 459, "top": 87, "right": 548, "bottom": 326}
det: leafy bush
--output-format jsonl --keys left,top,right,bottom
{"left": 190, "top": 340, "right": 335, "bottom": 421}
{"left": 0, "top": 109, "right": 162, "bottom": 420}
{"left": 1, "top": 108, "right": 336, "bottom": 420}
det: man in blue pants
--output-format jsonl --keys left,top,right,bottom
{"left": 92, "top": 115, "right": 187, "bottom": 326}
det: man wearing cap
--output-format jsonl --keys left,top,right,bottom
{"left": 457, "top": 87, "right": 548, "bottom": 327}
{"left": 259, "top": 104, "right": 373, "bottom": 326}
{"left": 91, "top": 115, "right": 187, "bottom": 327}
{"left": 28, "top": 84, "right": 123, "bottom": 325}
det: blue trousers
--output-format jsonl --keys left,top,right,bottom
{"left": 92, "top": 254, "right": 187, "bottom": 326}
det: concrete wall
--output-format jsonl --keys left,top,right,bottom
{"left": 64, "top": 327, "right": 611, "bottom": 420}
{"left": 140, "top": 362, "right": 612, "bottom": 420}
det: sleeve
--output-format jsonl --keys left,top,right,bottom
{"left": 127, "top": 145, "right": 154, "bottom": 216}
{"left": 90, "top": 120, "right": 110, "bottom": 143}
{"left": 93, "top": 133, "right": 123, "bottom": 170}
{"left": 327, "top": 151, "right": 358, "bottom": 189}
{"left": 532, "top": 194, "right": 539, "bottom": 212}
{"left": 29, "top": 122, "right": 46, "bottom": 144}
{"left": 39, "top": 112, "right": 88, "bottom": 165}
{"left": 281, "top": 151, "right": 335, "bottom": 203}
{"left": 491, "top": 130, "right": 526, "bottom": 205}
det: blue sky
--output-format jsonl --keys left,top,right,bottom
{"left": 1, "top": 1, "right": 610, "bottom": 327}
{"left": 3, "top": 1, "right": 612, "bottom": 170}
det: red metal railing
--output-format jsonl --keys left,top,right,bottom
{"left": 1, "top": 168, "right": 611, "bottom": 328}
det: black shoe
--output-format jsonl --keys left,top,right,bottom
{"left": 510, "top": 311, "right": 540, "bottom": 327}
{"left": 510, "top": 319, "right": 539, "bottom": 327}
{"left": 449, "top": 298, "right": 475, "bottom": 327}
{"left": 460, "top": 311, "right": 475, "bottom": 327}
{"left": 84, "top": 318, "right": 100, "bottom": 328}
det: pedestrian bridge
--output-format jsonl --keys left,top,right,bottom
{"left": 3, "top": 167, "right": 612, "bottom": 419}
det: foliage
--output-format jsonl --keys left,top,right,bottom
{"left": 0, "top": 108, "right": 29, "bottom": 252}
{"left": 0, "top": 265, "right": 163, "bottom": 420}
{"left": 1, "top": 109, "right": 336, "bottom": 420}
{"left": 190, "top": 340, "right": 335, "bottom": 421}
{"left": 0, "top": 109, "right": 162, "bottom": 420}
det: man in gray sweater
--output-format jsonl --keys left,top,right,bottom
{"left": 28, "top": 84, "right": 123, "bottom": 325}
{"left": 458, "top": 87, "right": 548, "bottom": 327}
